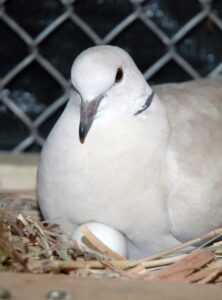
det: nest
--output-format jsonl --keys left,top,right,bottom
{"left": 1, "top": 207, "right": 222, "bottom": 284}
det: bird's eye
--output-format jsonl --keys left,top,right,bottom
{"left": 115, "top": 67, "right": 123, "bottom": 83}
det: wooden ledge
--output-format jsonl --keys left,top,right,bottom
{"left": 0, "top": 272, "right": 222, "bottom": 300}
{"left": 0, "top": 152, "right": 38, "bottom": 191}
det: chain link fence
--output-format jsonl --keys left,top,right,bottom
{"left": 0, "top": 0, "right": 222, "bottom": 153}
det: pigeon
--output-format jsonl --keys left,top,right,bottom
{"left": 37, "top": 45, "right": 222, "bottom": 259}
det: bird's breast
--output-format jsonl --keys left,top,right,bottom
{"left": 38, "top": 108, "right": 170, "bottom": 230}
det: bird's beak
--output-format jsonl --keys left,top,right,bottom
{"left": 79, "top": 94, "right": 104, "bottom": 144}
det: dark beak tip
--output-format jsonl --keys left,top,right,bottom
{"left": 79, "top": 123, "right": 86, "bottom": 144}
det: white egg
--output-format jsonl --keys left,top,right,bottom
{"left": 72, "top": 222, "right": 128, "bottom": 258}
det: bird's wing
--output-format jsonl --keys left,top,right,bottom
{"left": 154, "top": 78, "right": 222, "bottom": 241}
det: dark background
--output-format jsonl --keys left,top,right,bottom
{"left": 0, "top": 0, "right": 222, "bottom": 152}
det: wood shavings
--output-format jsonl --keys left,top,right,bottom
{"left": 1, "top": 211, "right": 222, "bottom": 284}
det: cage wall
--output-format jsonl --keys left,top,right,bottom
{"left": 0, "top": 0, "right": 222, "bottom": 152}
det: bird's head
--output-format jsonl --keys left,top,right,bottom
{"left": 71, "top": 45, "right": 151, "bottom": 144}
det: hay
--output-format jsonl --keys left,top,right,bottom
{"left": 1, "top": 209, "right": 222, "bottom": 283}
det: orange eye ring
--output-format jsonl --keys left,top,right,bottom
{"left": 115, "top": 67, "right": 123, "bottom": 83}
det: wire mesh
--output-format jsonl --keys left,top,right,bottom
{"left": 0, "top": 0, "right": 222, "bottom": 152}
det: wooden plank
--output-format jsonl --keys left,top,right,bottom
{"left": 0, "top": 272, "right": 222, "bottom": 300}
{"left": 0, "top": 152, "right": 38, "bottom": 191}
{"left": 0, "top": 152, "right": 40, "bottom": 220}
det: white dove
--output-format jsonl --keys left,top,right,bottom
{"left": 37, "top": 45, "right": 222, "bottom": 259}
